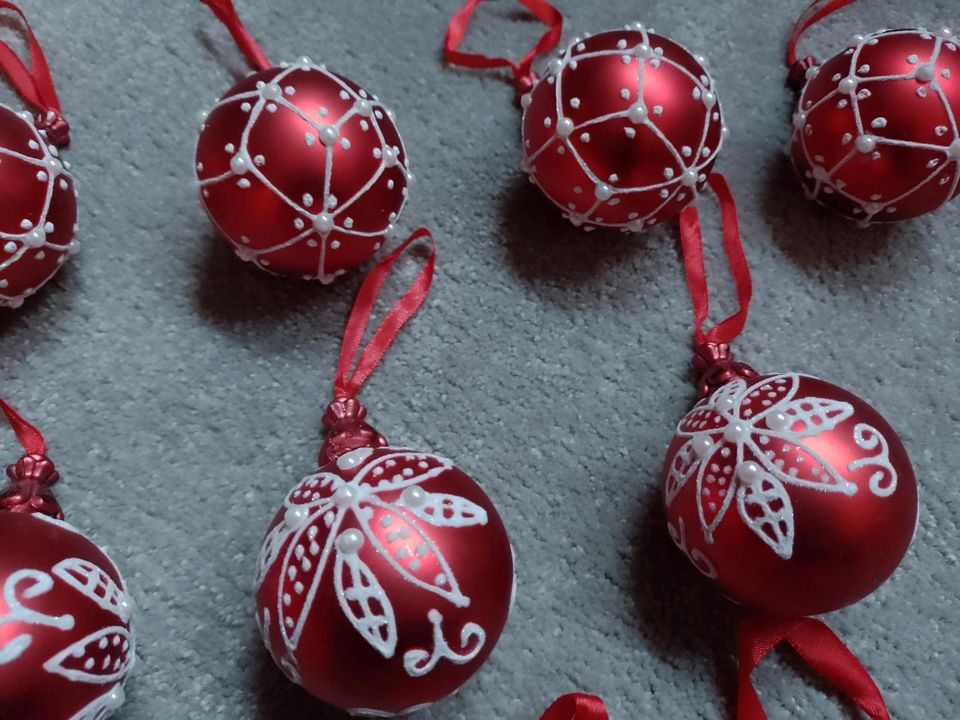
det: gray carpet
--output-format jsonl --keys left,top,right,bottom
{"left": 1, "top": 1, "right": 958, "bottom": 718}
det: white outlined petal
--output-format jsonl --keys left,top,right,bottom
{"left": 52, "top": 559, "right": 130, "bottom": 622}
{"left": 695, "top": 441, "right": 740, "bottom": 542}
{"left": 396, "top": 490, "right": 488, "bottom": 528}
{"left": 737, "top": 470, "right": 795, "bottom": 559}
{"left": 357, "top": 451, "right": 454, "bottom": 495}
{"left": 333, "top": 549, "right": 397, "bottom": 658}
{"left": 43, "top": 626, "right": 133, "bottom": 684}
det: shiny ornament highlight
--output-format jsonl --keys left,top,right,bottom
{"left": 521, "top": 23, "right": 725, "bottom": 231}
{"left": 0, "top": 107, "right": 76, "bottom": 308}
{"left": 196, "top": 59, "right": 409, "bottom": 281}
{"left": 255, "top": 446, "right": 514, "bottom": 716}
{"left": 662, "top": 371, "right": 917, "bottom": 617}
{"left": 790, "top": 27, "right": 960, "bottom": 224}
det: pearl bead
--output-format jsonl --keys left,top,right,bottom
{"left": 261, "top": 83, "right": 282, "bottom": 100}
{"left": 400, "top": 486, "right": 427, "bottom": 508}
{"left": 855, "top": 134, "right": 877, "bottom": 153}
{"left": 736, "top": 461, "right": 762, "bottom": 486}
{"left": 230, "top": 154, "right": 249, "bottom": 175}
{"left": 716, "top": 396, "right": 736, "bottom": 412}
{"left": 628, "top": 103, "right": 647, "bottom": 124}
{"left": 319, "top": 125, "right": 339, "bottom": 146}
{"left": 915, "top": 63, "right": 935, "bottom": 83}
{"left": 680, "top": 168, "right": 699, "bottom": 187}
{"left": 314, "top": 213, "right": 334, "bottom": 234}
{"left": 284, "top": 505, "right": 310, "bottom": 529}
{"left": 556, "top": 117, "right": 574, "bottom": 138}
{"left": 838, "top": 76, "right": 857, "bottom": 94}
{"left": 692, "top": 435, "right": 715, "bottom": 457}
{"left": 336, "top": 448, "right": 372, "bottom": 470}
{"left": 333, "top": 486, "right": 357, "bottom": 508}
{"left": 723, "top": 422, "right": 749, "bottom": 444}
{"left": 335, "top": 529, "right": 364, "bottom": 554}
{"left": 765, "top": 411, "right": 790, "bottom": 432}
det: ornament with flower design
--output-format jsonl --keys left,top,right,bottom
{"left": 253, "top": 231, "right": 514, "bottom": 717}
{"left": 662, "top": 365, "right": 917, "bottom": 617}
{"left": 0, "top": 402, "right": 135, "bottom": 719}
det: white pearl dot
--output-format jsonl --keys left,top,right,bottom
{"left": 556, "top": 117, "right": 574, "bottom": 138}
{"left": 261, "top": 83, "right": 282, "bottom": 100}
{"left": 319, "top": 125, "right": 339, "bottom": 146}
{"left": 595, "top": 183, "right": 613, "bottom": 201}
{"left": 680, "top": 168, "right": 699, "bottom": 187}
{"left": 915, "top": 64, "right": 935, "bottom": 83}
{"left": 333, "top": 486, "right": 356, "bottom": 508}
{"left": 230, "top": 154, "right": 249, "bottom": 175}
{"left": 723, "top": 422, "right": 749, "bottom": 444}
{"left": 314, "top": 213, "right": 334, "bottom": 234}
{"left": 765, "top": 412, "right": 790, "bottom": 432}
{"left": 838, "top": 76, "right": 857, "bottom": 93}
{"left": 855, "top": 134, "right": 877, "bottom": 153}
{"left": 692, "top": 436, "right": 714, "bottom": 457}
{"left": 401, "top": 486, "right": 427, "bottom": 508}
{"left": 284, "top": 506, "right": 309, "bottom": 529}
{"left": 627, "top": 104, "right": 647, "bottom": 124}
{"left": 736, "top": 461, "right": 762, "bottom": 486}
{"left": 948, "top": 139, "right": 960, "bottom": 160}
{"left": 335, "top": 529, "right": 365, "bottom": 554}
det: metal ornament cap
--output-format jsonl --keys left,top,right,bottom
{"left": 196, "top": 60, "right": 409, "bottom": 282}
{"left": 789, "top": 27, "right": 960, "bottom": 224}
{"left": 661, "top": 372, "right": 918, "bottom": 617}
{"left": 255, "top": 446, "right": 515, "bottom": 716}
{"left": 521, "top": 25, "right": 725, "bottom": 231}
{"left": 0, "top": 512, "right": 135, "bottom": 719}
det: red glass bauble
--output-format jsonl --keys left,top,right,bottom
{"left": 255, "top": 446, "right": 514, "bottom": 716}
{"left": 0, "top": 511, "right": 134, "bottom": 718}
{"left": 521, "top": 24, "right": 725, "bottom": 231}
{"left": 196, "top": 59, "right": 409, "bottom": 282}
{"left": 0, "top": 106, "right": 77, "bottom": 308}
{"left": 790, "top": 27, "right": 960, "bottom": 224}
{"left": 661, "top": 373, "right": 917, "bottom": 617}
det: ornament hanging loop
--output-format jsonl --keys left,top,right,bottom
{"left": 0, "top": 397, "right": 62, "bottom": 518}
{"left": 444, "top": 0, "right": 563, "bottom": 104}
{"left": 319, "top": 228, "right": 436, "bottom": 464}
{"left": 0, "top": 1, "right": 69, "bottom": 147}
{"left": 539, "top": 693, "right": 609, "bottom": 720}
{"left": 785, "top": 0, "right": 859, "bottom": 90}
{"left": 199, "top": 0, "right": 272, "bottom": 72}
{"left": 678, "top": 173, "right": 754, "bottom": 397}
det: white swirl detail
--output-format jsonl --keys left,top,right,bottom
{"left": 402, "top": 609, "right": 486, "bottom": 678}
{"left": 0, "top": 569, "right": 75, "bottom": 664}
{"left": 849, "top": 422, "right": 898, "bottom": 497}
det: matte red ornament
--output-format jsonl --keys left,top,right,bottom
{"left": 196, "top": 0, "right": 409, "bottom": 281}
{"left": 787, "top": 6, "right": 960, "bottom": 223}
{"left": 661, "top": 366, "right": 918, "bottom": 616}
{"left": 0, "top": 4, "right": 77, "bottom": 308}
{"left": 521, "top": 25, "right": 726, "bottom": 231}
{"left": 253, "top": 231, "right": 514, "bottom": 716}
{"left": 0, "top": 402, "right": 135, "bottom": 719}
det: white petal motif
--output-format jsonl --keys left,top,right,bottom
{"left": 285, "top": 471, "right": 344, "bottom": 510}
{"left": 735, "top": 374, "right": 797, "bottom": 420}
{"left": 751, "top": 436, "right": 857, "bottom": 495}
{"left": 396, "top": 490, "right": 488, "bottom": 528}
{"left": 255, "top": 523, "right": 290, "bottom": 587}
{"left": 665, "top": 438, "right": 698, "bottom": 506}
{"left": 357, "top": 451, "right": 454, "bottom": 495}
{"left": 363, "top": 497, "right": 469, "bottom": 607}
{"left": 53, "top": 559, "right": 131, "bottom": 622}
{"left": 695, "top": 441, "right": 740, "bottom": 542}
{"left": 737, "top": 470, "right": 795, "bottom": 559}
{"left": 43, "top": 625, "right": 133, "bottom": 683}
{"left": 760, "top": 396, "right": 853, "bottom": 437}
{"left": 334, "top": 550, "right": 397, "bottom": 658}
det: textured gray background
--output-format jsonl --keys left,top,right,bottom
{"left": 1, "top": 1, "right": 958, "bottom": 718}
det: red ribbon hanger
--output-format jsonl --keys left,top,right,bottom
{"left": 539, "top": 693, "right": 609, "bottom": 720}
{"left": 444, "top": 0, "right": 563, "bottom": 100}
{"left": 677, "top": 174, "right": 890, "bottom": 719}
{"left": 785, "top": 0, "right": 858, "bottom": 89}
{"left": 199, "top": 0, "right": 272, "bottom": 72}
{"left": 0, "top": 1, "right": 69, "bottom": 146}
{"left": 318, "top": 228, "right": 436, "bottom": 465}
{"left": 0, "top": 396, "right": 62, "bottom": 518}
{"left": 0, "top": 397, "right": 46, "bottom": 457}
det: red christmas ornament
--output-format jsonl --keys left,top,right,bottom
{"left": 521, "top": 26, "right": 725, "bottom": 230}
{"left": 254, "top": 230, "right": 514, "bottom": 716}
{"left": 0, "top": 399, "right": 135, "bottom": 719}
{"left": 786, "top": 1, "right": 960, "bottom": 224}
{"left": 195, "top": 0, "right": 409, "bottom": 281}
{"left": 659, "top": 174, "right": 915, "bottom": 719}
{"left": 444, "top": 2, "right": 725, "bottom": 231}
{"left": 0, "top": 3, "right": 77, "bottom": 308}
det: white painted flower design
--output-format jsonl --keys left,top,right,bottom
{"left": 665, "top": 373, "right": 899, "bottom": 559}
{"left": 257, "top": 447, "right": 489, "bottom": 670}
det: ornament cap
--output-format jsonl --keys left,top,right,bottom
{"left": 787, "top": 55, "right": 818, "bottom": 92}
{"left": 0, "top": 452, "right": 63, "bottom": 519}
{"left": 692, "top": 342, "right": 758, "bottom": 399}
{"left": 318, "top": 397, "right": 388, "bottom": 466}
{"left": 34, "top": 109, "right": 70, "bottom": 148}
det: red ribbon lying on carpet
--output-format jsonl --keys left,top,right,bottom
{"left": 739, "top": 614, "right": 890, "bottom": 720}
{"left": 540, "top": 693, "right": 609, "bottom": 720}
{"left": 199, "top": 0, "right": 272, "bottom": 71}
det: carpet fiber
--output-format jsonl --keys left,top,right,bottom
{"left": 1, "top": 1, "right": 957, "bottom": 718}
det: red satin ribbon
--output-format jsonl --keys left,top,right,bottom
{"left": 738, "top": 614, "right": 890, "bottom": 720}
{"left": 678, "top": 173, "right": 752, "bottom": 347}
{"left": 540, "top": 693, "right": 609, "bottom": 720}
{"left": 444, "top": 0, "right": 563, "bottom": 98}
{"left": 200, "top": 0, "right": 271, "bottom": 72}
{"left": 786, "top": 0, "right": 858, "bottom": 66}
{"left": 0, "top": 2, "right": 67, "bottom": 136}
{"left": 333, "top": 228, "right": 436, "bottom": 399}
{"left": 0, "top": 398, "right": 46, "bottom": 457}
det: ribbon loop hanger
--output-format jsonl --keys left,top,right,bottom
{"left": 785, "top": 0, "right": 858, "bottom": 89}
{"left": 0, "top": 2, "right": 69, "bottom": 146}
{"left": 444, "top": 0, "right": 563, "bottom": 101}
{"left": 200, "top": 0, "right": 272, "bottom": 72}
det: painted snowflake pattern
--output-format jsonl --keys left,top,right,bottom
{"left": 791, "top": 27, "right": 960, "bottom": 224}
{"left": 197, "top": 57, "right": 409, "bottom": 281}
{"left": 664, "top": 374, "right": 898, "bottom": 559}
{"left": 256, "top": 447, "right": 490, "bottom": 676}
{"left": 521, "top": 22, "right": 725, "bottom": 231}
